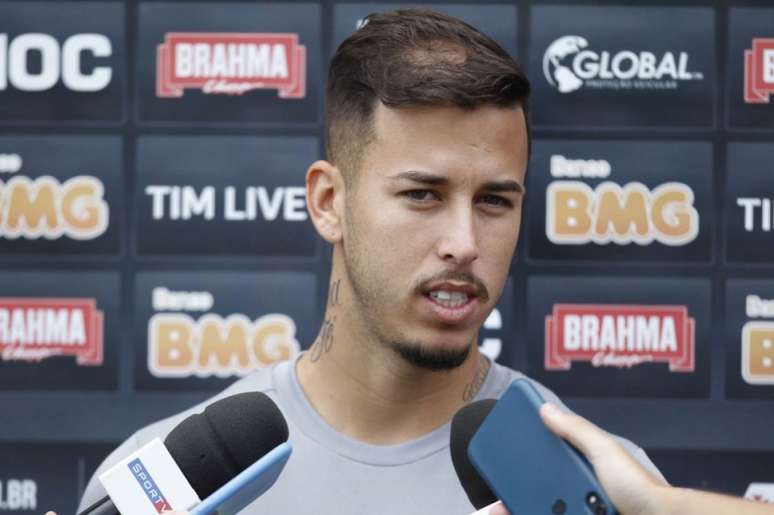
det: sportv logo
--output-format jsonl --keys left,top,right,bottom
{"left": 156, "top": 32, "right": 306, "bottom": 98}
{"left": 544, "top": 304, "right": 695, "bottom": 371}
{"left": 744, "top": 38, "right": 774, "bottom": 104}
{"left": 0, "top": 298, "right": 104, "bottom": 365}
{"left": 128, "top": 459, "right": 171, "bottom": 513}
{"left": 0, "top": 34, "right": 112, "bottom": 92}
{"left": 543, "top": 36, "right": 703, "bottom": 94}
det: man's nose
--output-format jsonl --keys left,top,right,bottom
{"left": 436, "top": 206, "right": 479, "bottom": 266}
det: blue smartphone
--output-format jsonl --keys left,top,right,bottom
{"left": 189, "top": 442, "right": 292, "bottom": 515}
{"left": 467, "top": 380, "right": 616, "bottom": 515}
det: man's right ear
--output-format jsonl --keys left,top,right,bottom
{"left": 306, "top": 160, "right": 344, "bottom": 244}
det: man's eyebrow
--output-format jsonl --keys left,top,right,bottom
{"left": 482, "top": 180, "right": 525, "bottom": 194}
{"left": 387, "top": 171, "right": 448, "bottom": 186}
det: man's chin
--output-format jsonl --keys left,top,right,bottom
{"left": 388, "top": 340, "right": 472, "bottom": 371}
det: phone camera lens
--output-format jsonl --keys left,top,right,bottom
{"left": 551, "top": 498, "right": 567, "bottom": 515}
{"left": 586, "top": 492, "right": 607, "bottom": 515}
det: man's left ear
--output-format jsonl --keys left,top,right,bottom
{"left": 306, "top": 160, "right": 344, "bottom": 244}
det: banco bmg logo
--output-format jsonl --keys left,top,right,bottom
{"left": 0, "top": 152, "right": 109, "bottom": 241}
{"left": 543, "top": 36, "right": 703, "bottom": 94}
{"left": 148, "top": 287, "right": 300, "bottom": 378}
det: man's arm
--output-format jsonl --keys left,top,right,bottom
{"left": 490, "top": 404, "right": 774, "bottom": 515}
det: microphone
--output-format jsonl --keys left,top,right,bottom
{"left": 450, "top": 399, "right": 497, "bottom": 510}
{"left": 78, "top": 392, "right": 289, "bottom": 515}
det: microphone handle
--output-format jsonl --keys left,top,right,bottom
{"left": 76, "top": 496, "right": 119, "bottom": 515}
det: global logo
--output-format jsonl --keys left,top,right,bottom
{"left": 542, "top": 36, "right": 704, "bottom": 94}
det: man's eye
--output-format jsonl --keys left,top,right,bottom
{"left": 477, "top": 194, "right": 513, "bottom": 208}
{"left": 403, "top": 190, "right": 439, "bottom": 202}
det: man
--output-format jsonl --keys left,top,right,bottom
{"left": 79, "top": 9, "right": 662, "bottom": 514}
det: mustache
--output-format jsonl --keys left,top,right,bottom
{"left": 414, "top": 270, "right": 490, "bottom": 303}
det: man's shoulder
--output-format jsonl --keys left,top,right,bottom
{"left": 482, "top": 361, "right": 566, "bottom": 408}
{"left": 78, "top": 364, "right": 283, "bottom": 512}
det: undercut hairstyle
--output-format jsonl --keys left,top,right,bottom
{"left": 326, "top": 8, "right": 531, "bottom": 182}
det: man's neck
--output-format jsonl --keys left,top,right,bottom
{"left": 296, "top": 304, "right": 491, "bottom": 445}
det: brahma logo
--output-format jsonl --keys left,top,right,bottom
{"left": 128, "top": 459, "right": 171, "bottom": 513}
{"left": 156, "top": 32, "right": 306, "bottom": 98}
{"left": 0, "top": 298, "right": 104, "bottom": 365}
{"left": 744, "top": 483, "right": 774, "bottom": 504}
{"left": 543, "top": 36, "right": 703, "bottom": 94}
{"left": 545, "top": 304, "right": 695, "bottom": 371}
{"left": 148, "top": 287, "right": 300, "bottom": 378}
{"left": 744, "top": 38, "right": 774, "bottom": 104}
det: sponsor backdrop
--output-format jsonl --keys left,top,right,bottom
{"left": 0, "top": 0, "right": 772, "bottom": 511}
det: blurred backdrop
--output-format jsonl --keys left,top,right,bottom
{"left": 0, "top": 0, "right": 773, "bottom": 512}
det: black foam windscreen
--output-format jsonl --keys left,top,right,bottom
{"left": 164, "top": 392, "right": 289, "bottom": 499}
{"left": 450, "top": 399, "right": 498, "bottom": 509}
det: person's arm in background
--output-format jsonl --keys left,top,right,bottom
{"left": 491, "top": 404, "right": 774, "bottom": 515}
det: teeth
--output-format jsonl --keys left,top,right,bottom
{"left": 430, "top": 290, "right": 469, "bottom": 308}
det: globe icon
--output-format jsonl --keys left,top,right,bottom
{"left": 543, "top": 36, "right": 588, "bottom": 93}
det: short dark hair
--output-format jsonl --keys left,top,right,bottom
{"left": 326, "top": 8, "right": 530, "bottom": 181}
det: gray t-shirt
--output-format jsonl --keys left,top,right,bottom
{"left": 79, "top": 356, "right": 664, "bottom": 514}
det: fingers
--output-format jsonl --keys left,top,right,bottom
{"left": 488, "top": 502, "right": 510, "bottom": 515}
{"left": 539, "top": 403, "right": 615, "bottom": 461}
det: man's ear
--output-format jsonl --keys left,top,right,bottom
{"left": 306, "top": 160, "right": 345, "bottom": 244}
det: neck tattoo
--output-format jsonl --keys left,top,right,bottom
{"left": 462, "top": 354, "right": 491, "bottom": 402}
{"left": 309, "top": 278, "right": 341, "bottom": 363}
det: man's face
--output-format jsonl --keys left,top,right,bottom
{"left": 340, "top": 103, "right": 528, "bottom": 370}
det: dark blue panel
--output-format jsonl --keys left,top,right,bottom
{"left": 0, "top": 271, "right": 120, "bottom": 391}
{"left": 0, "top": 136, "right": 122, "bottom": 256}
{"left": 135, "top": 136, "right": 319, "bottom": 257}
{"left": 134, "top": 271, "right": 318, "bottom": 391}
{"left": 0, "top": 2, "right": 124, "bottom": 123}
{"left": 526, "top": 275, "right": 712, "bottom": 398}
{"left": 529, "top": 7, "right": 715, "bottom": 129}
{"left": 527, "top": 140, "right": 713, "bottom": 262}
{"left": 136, "top": 2, "right": 321, "bottom": 125}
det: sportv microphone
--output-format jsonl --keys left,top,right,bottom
{"left": 77, "top": 392, "right": 290, "bottom": 515}
{"left": 450, "top": 399, "right": 498, "bottom": 510}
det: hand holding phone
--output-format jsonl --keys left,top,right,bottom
{"left": 467, "top": 379, "right": 616, "bottom": 515}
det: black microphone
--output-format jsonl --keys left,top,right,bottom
{"left": 78, "top": 392, "right": 289, "bottom": 515}
{"left": 450, "top": 398, "right": 497, "bottom": 510}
